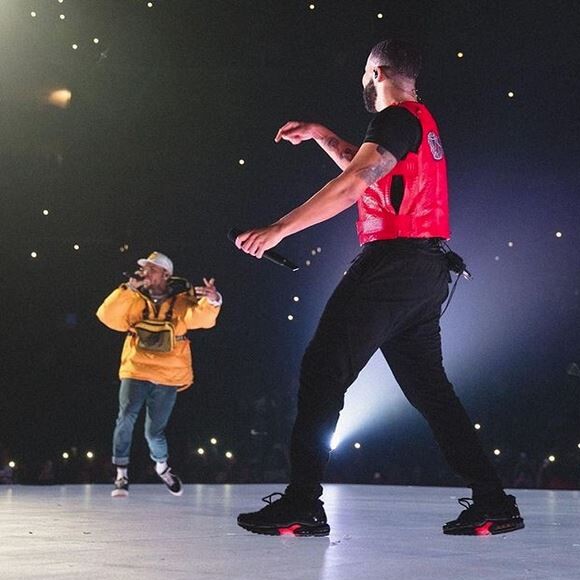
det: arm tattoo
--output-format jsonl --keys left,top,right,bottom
{"left": 340, "top": 147, "right": 356, "bottom": 161}
{"left": 355, "top": 145, "right": 396, "bottom": 185}
{"left": 325, "top": 136, "right": 340, "bottom": 150}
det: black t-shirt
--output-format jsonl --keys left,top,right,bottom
{"left": 363, "top": 105, "right": 422, "bottom": 161}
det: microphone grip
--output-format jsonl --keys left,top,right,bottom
{"left": 227, "top": 228, "right": 299, "bottom": 272}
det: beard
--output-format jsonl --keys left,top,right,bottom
{"left": 363, "top": 80, "right": 378, "bottom": 113}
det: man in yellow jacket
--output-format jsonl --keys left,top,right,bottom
{"left": 97, "top": 251, "right": 222, "bottom": 497}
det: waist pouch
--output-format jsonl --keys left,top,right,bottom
{"left": 132, "top": 320, "right": 175, "bottom": 353}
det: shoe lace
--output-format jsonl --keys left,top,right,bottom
{"left": 159, "top": 468, "right": 175, "bottom": 484}
{"left": 261, "top": 492, "right": 285, "bottom": 505}
{"left": 458, "top": 497, "right": 473, "bottom": 511}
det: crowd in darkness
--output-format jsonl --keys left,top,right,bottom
{"left": 2, "top": 374, "right": 580, "bottom": 491}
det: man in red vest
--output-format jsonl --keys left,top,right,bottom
{"left": 235, "top": 39, "right": 524, "bottom": 537}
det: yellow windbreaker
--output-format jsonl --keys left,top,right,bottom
{"left": 96, "top": 279, "right": 220, "bottom": 390}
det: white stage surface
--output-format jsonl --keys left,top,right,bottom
{"left": 0, "top": 484, "right": 578, "bottom": 579}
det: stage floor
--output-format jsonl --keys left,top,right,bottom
{"left": 0, "top": 483, "right": 578, "bottom": 579}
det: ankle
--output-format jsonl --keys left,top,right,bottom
{"left": 155, "top": 461, "right": 168, "bottom": 475}
{"left": 115, "top": 466, "right": 128, "bottom": 480}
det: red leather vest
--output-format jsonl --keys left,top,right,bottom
{"left": 356, "top": 101, "right": 450, "bottom": 244}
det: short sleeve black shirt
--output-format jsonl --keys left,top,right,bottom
{"left": 364, "top": 106, "right": 422, "bottom": 161}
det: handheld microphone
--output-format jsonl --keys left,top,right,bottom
{"left": 123, "top": 271, "right": 145, "bottom": 281}
{"left": 227, "top": 228, "right": 299, "bottom": 272}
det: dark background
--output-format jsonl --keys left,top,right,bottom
{"left": 1, "top": 0, "right": 579, "bottom": 487}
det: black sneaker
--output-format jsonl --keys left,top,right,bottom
{"left": 157, "top": 466, "right": 183, "bottom": 496}
{"left": 237, "top": 492, "right": 330, "bottom": 536}
{"left": 443, "top": 494, "right": 525, "bottom": 535}
{"left": 111, "top": 476, "right": 129, "bottom": 498}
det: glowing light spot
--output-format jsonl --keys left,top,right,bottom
{"left": 73, "top": 244, "right": 80, "bottom": 251}
{"left": 47, "top": 89, "right": 72, "bottom": 109}
{"left": 210, "top": 438, "right": 218, "bottom": 445}
{"left": 474, "top": 423, "right": 481, "bottom": 430}
{"left": 548, "top": 455, "right": 556, "bottom": 462}
{"left": 308, "top": 3, "right": 315, "bottom": 10}
{"left": 147, "top": 1, "right": 154, "bottom": 7}
{"left": 508, "top": 241, "right": 514, "bottom": 247}
{"left": 555, "top": 231, "right": 563, "bottom": 238}
{"left": 72, "top": 44, "right": 78, "bottom": 50}
{"left": 577, "top": 443, "right": 580, "bottom": 449}
{"left": 287, "top": 314, "right": 294, "bottom": 321}
{"left": 330, "top": 433, "right": 340, "bottom": 450}
{"left": 59, "top": 14, "right": 66, "bottom": 20}
{"left": 238, "top": 159, "right": 245, "bottom": 165}
{"left": 197, "top": 448, "right": 205, "bottom": 455}
{"left": 305, "top": 260, "right": 311, "bottom": 266}
{"left": 311, "top": 249, "right": 316, "bottom": 256}
{"left": 377, "top": 13, "right": 384, "bottom": 19}
{"left": 93, "top": 38, "right": 100, "bottom": 44}
{"left": 8, "top": 461, "right": 15, "bottom": 469}
{"left": 493, "top": 449, "right": 501, "bottom": 456}
{"left": 354, "top": 442, "right": 361, "bottom": 449}
{"left": 316, "top": 247, "right": 322, "bottom": 253}
{"left": 457, "top": 51, "right": 464, "bottom": 58}
{"left": 507, "top": 91, "right": 515, "bottom": 98}
{"left": 31, "top": 11, "right": 37, "bottom": 18}
{"left": 31, "top": 251, "right": 38, "bottom": 259}
{"left": 58, "top": 0, "right": 64, "bottom": 3}
{"left": 293, "top": 296, "right": 300, "bottom": 302}
{"left": 494, "top": 256, "right": 500, "bottom": 261}
{"left": 225, "top": 451, "right": 234, "bottom": 459}
{"left": 43, "top": 209, "right": 49, "bottom": 216}
{"left": 86, "top": 451, "right": 94, "bottom": 459}
{"left": 62, "top": 452, "right": 69, "bottom": 459}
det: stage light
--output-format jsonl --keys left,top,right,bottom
{"left": 555, "top": 231, "right": 563, "bottom": 238}
{"left": 577, "top": 443, "right": 580, "bottom": 449}
{"left": 493, "top": 449, "right": 501, "bottom": 456}
{"left": 43, "top": 209, "right": 49, "bottom": 216}
{"left": 287, "top": 314, "right": 294, "bottom": 321}
{"left": 8, "top": 461, "right": 15, "bottom": 469}
{"left": 305, "top": 260, "right": 311, "bottom": 266}
{"left": 59, "top": 14, "right": 66, "bottom": 20}
{"left": 354, "top": 442, "right": 361, "bottom": 449}
{"left": 474, "top": 423, "right": 481, "bottom": 430}
{"left": 457, "top": 52, "right": 464, "bottom": 58}
{"left": 548, "top": 455, "right": 556, "bottom": 462}
{"left": 238, "top": 159, "right": 245, "bottom": 165}
{"left": 225, "top": 451, "right": 234, "bottom": 459}
{"left": 147, "top": 2, "right": 154, "bottom": 7}
{"left": 330, "top": 433, "right": 340, "bottom": 450}
{"left": 377, "top": 13, "right": 384, "bottom": 19}
{"left": 507, "top": 91, "right": 515, "bottom": 98}
{"left": 31, "top": 251, "right": 38, "bottom": 258}
{"left": 47, "top": 89, "right": 72, "bottom": 109}
{"left": 86, "top": 451, "right": 94, "bottom": 459}
{"left": 31, "top": 11, "right": 37, "bottom": 18}
{"left": 508, "top": 241, "right": 514, "bottom": 247}
{"left": 210, "top": 438, "right": 218, "bottom": 445}
{"left": 73, "top": 244, "right": 80, "bottom": 251}
{"left": 316, "top": 247, "right": 322, "bottom": 253}
{"left": 293, "top": 296, "right": 300, "bottom": 302}
{"left": 93, "top": 38, "right": 100, "bottom": 44}
{"left": 58, "top": 0, "right": 64, "bottom": 3}
{"left": 494, "top": 256, "right": 500, "bottom": 261}
{"left": 72, "top": 44, "right": 78, "bottom": 50}
{"left": 309, "top": 4, "right": 315, "bottom": 10}
{"left": 197, "top": 448, "right": 205, "bottom": 455}
{"left": 311, "top": 249, "right": 317, "bottom": 256}
{"left": 62, "top": 452, "right": 69, "bottom": 459}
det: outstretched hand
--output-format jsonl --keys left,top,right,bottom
{"left": 274, "top": 121, "right": 320, "bottom": 145}
{"left": 194, "top": 277, "right": 220, "bottom": 302}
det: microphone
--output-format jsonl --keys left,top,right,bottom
{"left": 227, "top": 228, "right": 299, "bottom": 272}
{"left": 122, "top": 271, "right": 145, "bottom": 281}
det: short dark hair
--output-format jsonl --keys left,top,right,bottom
{"left": 368, "top": 39, "right": 422, "bottom": 80}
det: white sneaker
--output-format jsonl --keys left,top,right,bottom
{"left": 111, "top": 476, "right": 129, "bottom": 498}
{"left": 157, "top": 467, "right": 183, "bottom": 496}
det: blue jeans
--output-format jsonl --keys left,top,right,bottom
{"left": 112, "top": 379, "right": 178, "bottom": 466}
